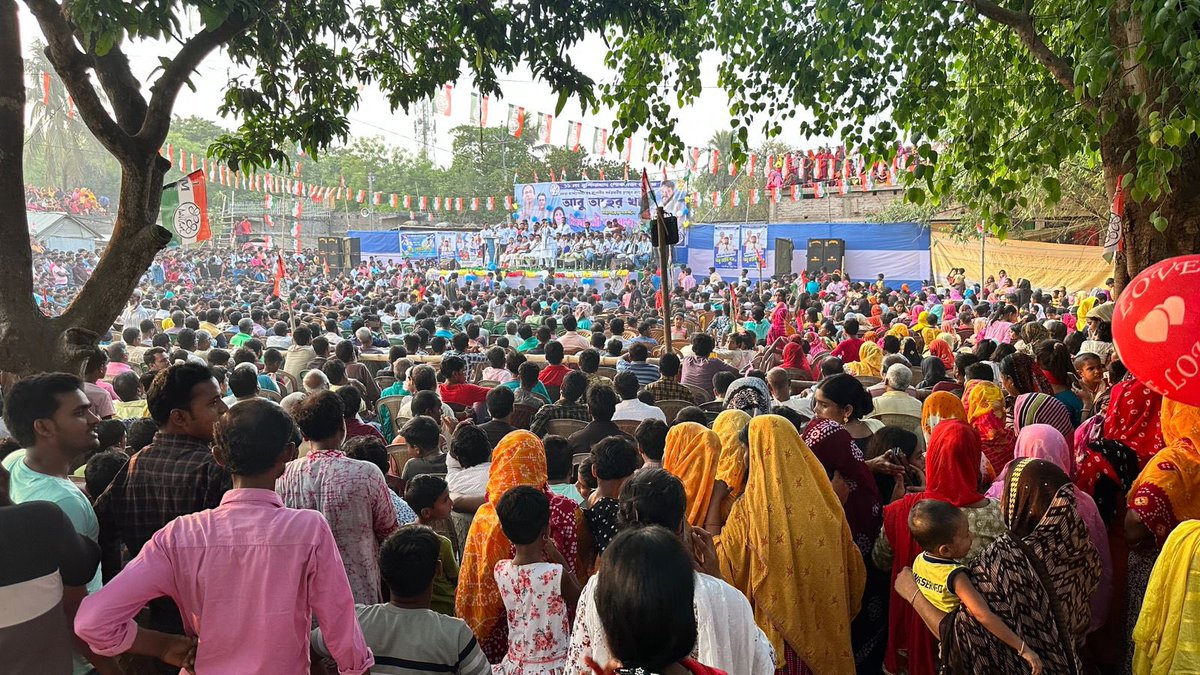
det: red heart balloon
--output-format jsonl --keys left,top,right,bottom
{"left": 1113, "top": 254, "right": 1200, "bottom": 405}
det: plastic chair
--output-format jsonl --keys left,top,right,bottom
{"left": 654, "top": 399, "right": 693, "bottom": 424}
{"left": 376, "top": 395, "right": 406, "bottom": 437}
{"left": 545, "top": 418, "right": 588, "bottom": 437}
{"left": 509, "top": 404, "right": 539, "bottom": 430}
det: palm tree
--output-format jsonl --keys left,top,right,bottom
{"left": 23, "top": 42, "right": 118, "bottom": 192}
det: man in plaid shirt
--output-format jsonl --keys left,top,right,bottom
{"left": 644, "top": 353, "right": 699, "bottom": 404}
{"left": 94, "top": 362, "right": 231, "bottom": 634}
{"left": 530, "top": 370, "right": 591, "bottom": 437}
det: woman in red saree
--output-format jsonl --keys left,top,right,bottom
{"left": 873, "top": 420, "right": 1007, "bottom": 675}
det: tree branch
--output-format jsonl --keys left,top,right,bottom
{"left": 90, "top": 44, "right": 149, "bottom": 135}
{"left": 968, "top": 0, "right": 1093, "bottom": 109}
{"left": 21, "top": 0, "right": 135, "bottom": 160}
{"left": 138, "top": 15, "right": 254, "bottom": 146}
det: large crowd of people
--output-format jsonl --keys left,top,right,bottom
{"left": 5, "top": 237, "right": 1195, "bottom": 675}
{"left": 25, "top": 185, "right": 111, "bottom": 215}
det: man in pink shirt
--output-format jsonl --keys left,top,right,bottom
{"left": 75, "top": 399, "right": 374, "bottom": 674}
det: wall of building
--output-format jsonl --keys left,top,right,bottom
{"left": 768, "top": 187, "right": 903, "bottom": 222}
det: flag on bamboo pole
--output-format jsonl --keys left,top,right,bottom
{"left": 160, "top": 170, "right": 211, "bottom": 245}
{"left": 639, "top": 168, "right": 652, "bottom": 220}
{"left": 1102, "top": 175, "right": 1125, "bottom": 263}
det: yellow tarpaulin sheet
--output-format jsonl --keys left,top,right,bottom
{"left": 930, "top": 232, "right": 1113, "bottom": 292}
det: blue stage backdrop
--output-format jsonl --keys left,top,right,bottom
{"left": 675, "top": 222, "right": 931, "bottom": 289}
{"left": 351, "top": 221, "right": 931, "bottom": 288}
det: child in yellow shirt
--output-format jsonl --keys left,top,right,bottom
{"left": 906, "top": 499, "right": 1044, "bottom": 674}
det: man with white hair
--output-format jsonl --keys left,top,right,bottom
{"left": 355, "top": 327, "right": 382, "bottom": 355}
{"left": 869, "top": 363, "right": 923, "bottom": 417}
{"left": 303, "top": 369, "right": 331, "bottom": 393}
{"left": 868, "top": 354, "right": 919, "bottom": 397}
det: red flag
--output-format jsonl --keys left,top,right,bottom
{"left": 598, "top": 168, "right": 605, "bottom": 180}
{"left": 710, "top": 149, "right": 719, "bottom": 175}
{"left": 41, "top": 71, "right": 50, "bottom": 105}
{"left": 272, "top": 252, "right": 286, "bottom": 297}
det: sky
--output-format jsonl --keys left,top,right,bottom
{"left": 17, "top": 5, "right": 829, "bottom": 169}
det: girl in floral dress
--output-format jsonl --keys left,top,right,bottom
{"left": 493, "top": 485, "right": 582, "bottom": 674}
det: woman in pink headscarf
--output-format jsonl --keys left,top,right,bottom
{"left": 767, "top": 292, "right": 790, "bottom": 343}
{"left": 985, "top": 424, "right": 1112, "bottom": 634}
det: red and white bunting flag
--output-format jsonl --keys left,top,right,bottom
{"left": 732, "top": 190, "right": 741, "bottom": 207}
{"left": 471, "top": 197, "right": 479, "bottom": 211}
{"left": 791, "top": 185, "right": 800, "bottom": 202}
{"left": 41, "top": 71, "right": 51, "bottom": 105}
{"left": 887, "top": 164, "right": 898, "bottom": 186}
{"left": 766, "top": 154, "right": 774, "bottom": 174}
{"left": 292, "top": 181, "right": 301, "bottom": 197}
{"left": 750, "top": 189, "right": 759, "bottom": 205}
{"left": 373, "top": 192, "right": 382, "bottom": 206}
{"left": 440, "top": 84, "right": 453, "bottom": 116}
{"left": 559, "top": 168, "right": 567, "bottom": 181}
{"left": 540, "top": 113, "right": 553, "bottom": 144}
{"left": 842, "top": 157, "right": 850, "bottom": 179}
{"left": 769, "top": 188, "right": 778, "bottom": 204}
{"left": 389, "top": 194, "right": 398, "bottom": 208}
{"left": 455, "top": 197, "right": 463, "bottom": 211}
{"left": 690, "top": 146, "right": 701, "bottom": 170}
{"left": 403, "top": 195, "right": 412, "bottom": 209}
{"left": 748, "top": 154, "right": 757, "bottom": 177}
{"left": 178, "top": 148, "right": 185, "bottom": 172}
{"left": 598, "top": 168, "right": 606, "bottom": 180}
{"left": 263, "top": 214, "right": 274, "bottom": 228}
{"left": 487, "top": 196, "right": 495, "bottom": 211}
{"left": 292, "top": 200, "right": 303, "bottom": 218}
{"left": 566, "top": 121, "right": 582, "bottom": 151}
{"left": 419, "top": 196, "right": 428, "bottom": 210}
{"left": 711, "top": 191, "right": 720, "bottom": 207}
{"left": 599, "top": 129, "right": 608, "bottom": 156}
{"left": 838, "top": 179, "right": 847, "bottom": 196}
{"left": 505, "top": 195, "right": 514, "bottom": 210}
{"left": 356, "top": 190, "right": 366, "bottom": 203}
{"left": 728, "top": 158, "right": 737, "bottom": 177}
{"left": 710, "top": 149, "right": 719, "bottom": 175}
{"left": 798, "top": 156, "right": 806, "bottom": 181}
{"left": 813, "top": 183, "right": 825, "bottom": 199}
{"left": 434, "top": 197, "right": 442, "bottom": 211}
{"left": 623, "top": 137, "right": 632, "bottom": 162}
{"left": 623, "top": 164, "right": 629, "bottom": 181}
{"left": 264, "top": 194, "right": 273, "bottom": 210}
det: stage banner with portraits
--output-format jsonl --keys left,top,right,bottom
{"left": 740, "top": 225, "right": 767, "bottom": 269}
{"left": 435, "top": 233, "right": 457, "bottom": 265}
{"left": 455, "top": 232, "right": 485, "bottom": 266}
{"left": 713, "top": 225, "right": 740, "bottom": 269}
{"left": 399, "top": 232, "right": 438, "bottom": 258}
{"left": 512, "top": 180, "right": 682, "bottom": 232}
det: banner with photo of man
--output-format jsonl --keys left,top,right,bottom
{"left": 435, "top": 233, "right": 457, "bottom": 265}
{"left": 740, "top": 225, "right": 768, "bottom": 268}
{"left": 513, "top": 180, "right": 679, "bottom": 232}
{"left": 399, "top": 232, "right": 438, "bottom": 258}
{"left": 713, "top": 225, "right": 740, "bottom": 269}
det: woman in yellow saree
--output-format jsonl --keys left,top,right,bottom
{"left": 717, "top": 415, "right": 866, "bottom": 674}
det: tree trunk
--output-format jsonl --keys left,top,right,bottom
{"left": 1105, "top": 139, "right": 1200, "bottom": 292}
{"left": 0, "top": 0, "right": 171, "bottom": 375}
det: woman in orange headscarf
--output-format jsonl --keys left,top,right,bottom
{"left": 704, "top": 409, "right": 752, "bottom": 535}
{"left": 457, "top": 430, "right": 589, "bottom": 663}
{"left": 662, "top": 421, "right": 722, "bottom": 528}
{"left": 717, "top": 415, "right": 866, "bottom": 674}
{"left": 919, "top": 391, "right": 968, "bottom": 441}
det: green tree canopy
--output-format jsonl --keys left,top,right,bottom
{"left": 601, "top": 0, "right": 1200, "bottom": 285}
